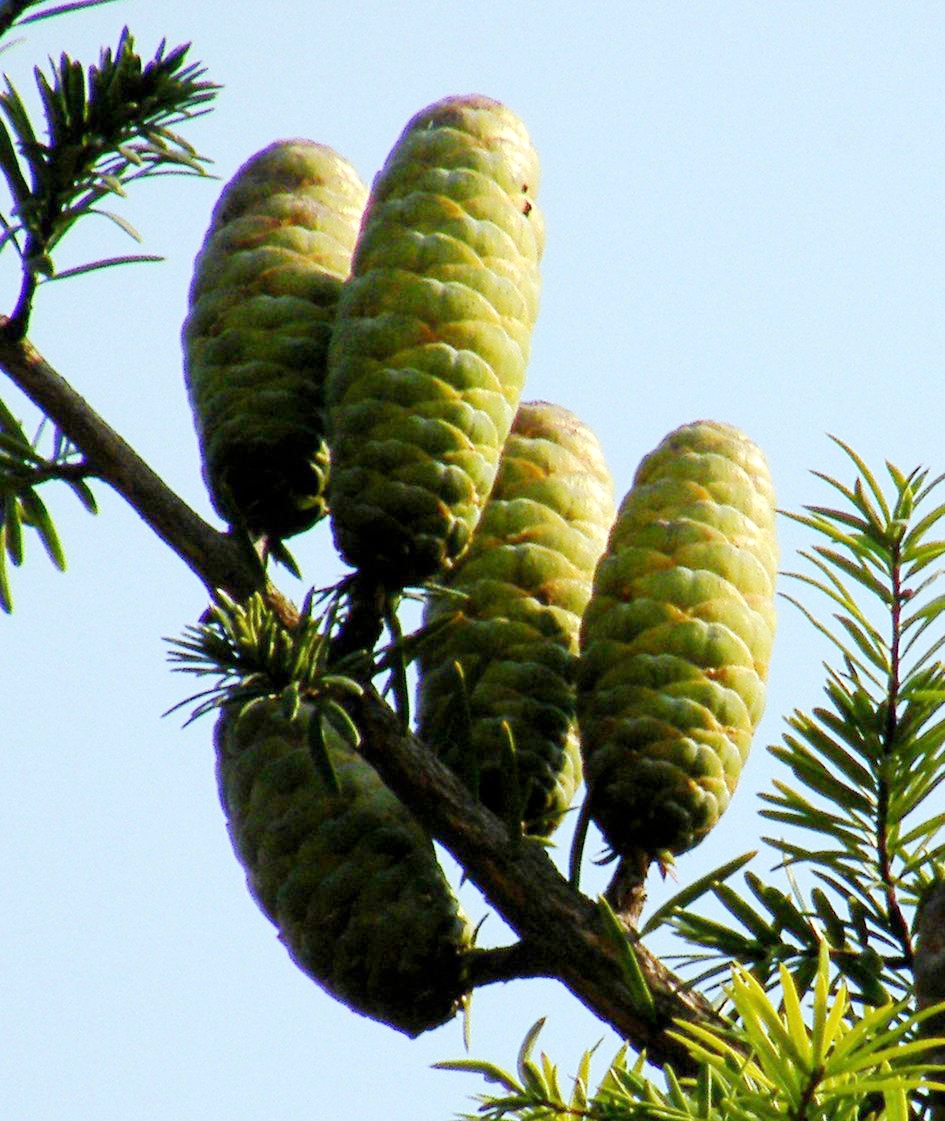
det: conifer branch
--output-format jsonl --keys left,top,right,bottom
{"left": 347, "top": 685, "right": 727, "bottom": 1073}
{"left": 0, "top": 328, "right": 728, "bottom": 1065}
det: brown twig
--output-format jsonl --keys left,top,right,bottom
{"left": 328, "top": 573, "right": 387, "bottom": 665}
{"left": 0, "top": 0, "right": 39, "bottom": 39}
{"left": 605, "top": 855, "right": 650, "bottom": 930}
{"left": 463, "top": 942, "right": 551, "bottom": 987}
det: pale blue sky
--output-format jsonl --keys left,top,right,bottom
{"left": 5, "top": 3, "right": 945, "bottom": 1119}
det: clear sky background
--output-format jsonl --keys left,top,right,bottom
{"left": 4, "top": 3, "right": 945, "bottom": 1119}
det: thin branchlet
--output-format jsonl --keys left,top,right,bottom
{"left": 877, "top": 522, "right": 915, "bottom": 968}
{"left": 0, "top": 0, "right": 117, "bottom": 39}
{"left": 0, "top": 30, "right": 217, "bottom": 336}
{"left": 790, "top": 1067, "right": 825, "bottom": 1121}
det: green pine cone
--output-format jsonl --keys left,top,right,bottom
{"left": 215, "top": 696, "right": 471, "bottom": 1036}
{"left": 326, "top": 94, "right": 544, "bottom": 588}
{"left": 417, "top": 401, "right": 614, "bottom": 836}
{"left": 183, "top": 140, "right": 368, "bottom": 539}
{"left": 577, "top": 420, "right": 777, "bottom": 862}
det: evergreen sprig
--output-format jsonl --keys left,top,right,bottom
{"left": 0, "top": 394, "right": 95, "bottom": 610}
{"left": 166, "top": 590, "right": 362, "bottom": 722}
{"left": 444, "top": 945, "right": 945, "bottom": 1121}
{"left": 0, "top": 11, "right": 219, "bottom": 614}
{"left": 166, "top": 591, "right": 366, "bottom": 793}
{"left": 0, "top": 26, "right": 218, "bottom": 331}
{"left": 760, "top": 441, "right": 945, "bottom": 996}
{"left": 660, "top": 872, "right": 830, "bottom": 998}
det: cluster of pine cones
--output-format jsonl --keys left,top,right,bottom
{"left": 181, "top": 95, "right": 778, "bottom": 1036}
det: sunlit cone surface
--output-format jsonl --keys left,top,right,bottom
{"left": 417, "top": 402, "right": 614, "bottom": 835}
{"left": 215, "top": 697, "right": 471, "bottom": 1036}
{"left": 578, "top": 420, "right": 777, "bottom": 861}
{"left": 326, "top": 94, "right": 544, "bottom": 588}
{"left": 183, "top": 140, "right": 368, "bottom": 539}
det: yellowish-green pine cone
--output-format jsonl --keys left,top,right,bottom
{"left": 215, "top": 697, "right": 472, "bottom": 1036}
{"left": 577, "top": 420, "right": 777, "bottom": 862}
{"left": 326, "top": 94, "right": 544, "bottom": 588}
{"left": 183, "top": 140, "right": 368, "bottom": 540}
{"left": 417, "top": 401, "right": 614, "bottom": 836}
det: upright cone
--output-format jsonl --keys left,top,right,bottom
{"left": 183, "top": 140, "right": 367, "bottom": 539}
{"left": 578, "top": 420, "right": 777, "bottom": 863}
{"left": 417, "top": 401, "right": 614, "bottom": 835}
{"left": 326, "top": 94, "right": 544, "bottom": 588}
